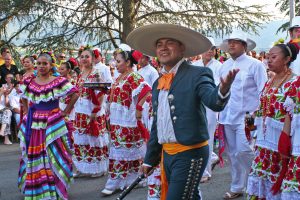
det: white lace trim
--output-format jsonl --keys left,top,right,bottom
{"left": 255, "top": 117, "right": 283, "bottom": 152}
{"left": 132, "top": 82, "right": 149, "bottom": 98}
{"left": 109, "top": 144, "right": 146, "bottom": 161}
{"left": 73, "top": 131, "right": 109, "bottom": 148}
{"left": 72, "top": 158, "right": 108, "bottom": 174}
{"left": 247, "top": 175, "right": 281, "bottom": 200}
{"left": 147, "top": 168, "right": 161, "bottom": 186}
{"left": 104, "top": 172, "right": 140, "bottom": 190}
{"left": 284, "top": 96, "right": 296, "bottom": 115}
{"left": 281, "top": 191, "right": 300, "bottom": 200}
{"left": 109, "top": 102, "right": 137, "bottom": 127}
{"left": 291, "top": 114, "right": 300, "bottom": 155}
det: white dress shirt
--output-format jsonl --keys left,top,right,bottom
{"left": 219, "top": 53, "right": 267, "bottom": 125}
{"left": 94, "top": 62, "right": 113, "bottom": 83}
{"left": 138, "top": 64, "right": 159, "bottom": 87}
{"left": 290, "top": 52, "right": 300, "bottom": 75}
{"left": 157, "top": 60, "right": 184, "bottom": 144}
{"left": 193, "top": 58, "right": 222, "bottom": 85}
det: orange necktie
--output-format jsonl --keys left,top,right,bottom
{"left": 157, "top": 73, "right": 174, "bottom": 90}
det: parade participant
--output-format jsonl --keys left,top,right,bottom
{"left": 127, "top": 24, "right": 238, "bottom": 200}
{"left": 289, "top": 16, "right": 300, "bottom": 75}
{"left": 56, "top": 52, "right": 66, "bottom": 67}
{"left": 22, "top": 56, "right": 35, "bottom": 79}
{"left": 138, "top": 54, "right": 159, "bottom": 87}
{"left": 247, "top": 42, "right": 299, "bottom": 200}
{"left": 72, "top": 47, "right": 109, "bottom": 177}
{"left": 101, "top": 49, "right": 151, "bottom": 195}
{"left": 94, "top": 49, "right": 113, "bottom": 83}
{"left": 281, "top": 75, "right": 300, "bottom": 200}
{"left": 193, "top": 37, "right": 222, "bottom": 183}
{"left": 59, "top": 61, "right": 73, "bottom": 80}
{"left": 17, "top": 51, "right": 78, "bottom": 200}
{"left": 218, "top": 32, "right": 268, "bottom": 199}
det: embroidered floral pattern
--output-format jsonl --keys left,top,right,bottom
{"left": 250, "top": 147, "right": 282, "bottom": 183}
{"left": 110, "top": 125, "right": 143, "bottom": 149}
{"left": 148, "top": 184, "right": 161, "bottom": 199}
{"left": 73, "top": 144, "right": 108, "bottom": 163}
{"left": 110, "top": 73, "right": 144, "bottom": 108}
{"left": 108, "top": 159, "right": 142, "bottom": 179}
{"left": 74, "top": 113, "right": 107, "bottom": 136}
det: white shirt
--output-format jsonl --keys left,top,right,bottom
{"left": 157, "top": 59, "right": 184, "bottom": 144}
{"left": 290, "top": 52, "right": 300, "bottom": 75}
{"left": 94, "top": 62, "right": 113, "bottom": 83}
{"left": 8, "top": 88, "right": 20, "bottom": 110}
{"left": 138, "top": 64, "right": 159, "bottom": 87}
{"left": 193, "top": 58, "right": 222, "bottom": 85}
{"left": 219, "top": 53, "right": 267, "bottom": 125}
{"left": 157, "top": 59, "right": 228, "bottom": 144}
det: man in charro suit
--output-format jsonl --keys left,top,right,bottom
{"left": 127, "top": 24, "right": 239, "bottom": 200}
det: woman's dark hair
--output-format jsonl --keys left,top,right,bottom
{"left": 117, "top": 50, "right": 139, "bottom": 67}
{"left": 23, "top": 55, "right": 35, "bottom": 64}
{"left": 275, "top": 43, "right": 299, "bottom": 66}
{"left": 61, "top": 61, "right": 72, "bottom": 70}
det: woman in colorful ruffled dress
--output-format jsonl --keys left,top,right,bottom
{"left": 101, "top": 49, "right": 151, "bottom": 195}
{"left": 247, "top": 42, "right": 299, "bottom": 199}
{"left": 72, "top": 47, "right": 110, "bottom": 177}
{"left": 18, "top": 51, "right": 78, "bottom": 200}
{"left": 280, "top": 75, "right": 300, "bottom": 199}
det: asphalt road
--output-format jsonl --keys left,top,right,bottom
{"left": 0, "top": 144, "right": 244, "bottom": 200}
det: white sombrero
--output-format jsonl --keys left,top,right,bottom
{"left": 126, "top": 24, "right": 212, "bottom": 57}
{"left": 289, "top": 16, "right": 300, "bottom": 31}
{"left": 219, "top": 32, "right": 256, "bottom": 52}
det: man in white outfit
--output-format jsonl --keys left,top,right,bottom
{"left": 219, "top": 33, "right": 267, "bottom": 199}
{"left": 94, "top": 49, "right": 113, "bottom": 83}
{"left": 138, "top": 54, "right": 159, "bottom": 87}
{"left": 193, "top": 37, "right": 222, "bottom": 182}
{"left": 289, "top": 16, "right": 300, "bottom": 75}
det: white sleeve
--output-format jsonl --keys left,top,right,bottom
{"left": 105, "top": 66, "right": 113, "bottom": 83}
{"left": 150, "top": 69, "right": 159, "bottom": 87}
{"left": 253, "top": 61, "right": 268, "bottom": 93}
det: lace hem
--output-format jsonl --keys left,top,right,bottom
{"left": 284, "top": 96, "right": 296, "bottom": 115}
{"left": 109, "top": 102, "right": 137, "bottom": 127}
{"left": 104, "top": 172, "right": 140, "bottom": 190}
{"left": 73, "top": 131, "right": 109, "bottom": 148}
{"left": 109, "top": 144, "right": 146, "bottom": 161}
{"left": 72, "top": 158, "right": 108, "bottom": 174}
{"left": 247, "top": 175, "right": 281, "bottom": 200}
{"left": 281, "top": 191, "right": 300, "bottom": 200}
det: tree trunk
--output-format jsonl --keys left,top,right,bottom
{"left": 121, "top": 0, "right": 135, "bottom": 43}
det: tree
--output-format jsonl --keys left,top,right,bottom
{"left": 0, "top": 0, "right": 271, "bottom": 51}
{"left": 276, "top": 0, "right": 300, "bottom": 33}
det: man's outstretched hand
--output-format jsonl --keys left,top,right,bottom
{"left": 220, "top": 69, "right": 240, "bottom": 96}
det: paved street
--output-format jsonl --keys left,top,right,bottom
{"left": 0, "top": 144, "right": 244, "bottom": 200}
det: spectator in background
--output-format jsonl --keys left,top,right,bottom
{"left": 0, "top": 86, "right": 12, "bottom": 145}
{"left": 0, "top": 54, "right": 19, "bottom": 86}
{"left": 288, "top": 16, "right": 300, "bottom": 75}
{"left": 0, "top": 47, "right": 15, "bottom": 66}
{"left": 22, "top": 55, "right": 35, "bottom": 79}
{"left": 138, "top": 54, "right": 159, "bottom": 87}
{"left": 56, "top": 52, "right": 66, "bottom": 67}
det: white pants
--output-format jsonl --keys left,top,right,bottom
{"left": 224, "top": 124, "right": 254, "bottom": 193}
{"left": 203, "top": 108, "right": 218, "bottom": 178}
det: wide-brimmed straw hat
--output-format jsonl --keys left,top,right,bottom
{"left": 126, "top": 24, "right": 212, "bottom": 57}
{"left": 219, "top": 32, "right": 256, "bottom": 52}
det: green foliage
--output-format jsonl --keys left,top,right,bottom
{"left": 0, "top": 0, "right": 271, "bottom": 52}
{"left": 276, "top": 0, "right": 300, "bottom": 33}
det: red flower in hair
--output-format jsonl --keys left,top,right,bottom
{"left": 132, "top": 50, "right": 143, "bottom": 63}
